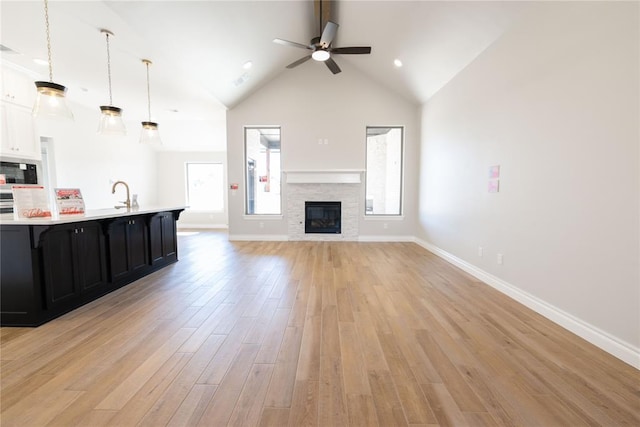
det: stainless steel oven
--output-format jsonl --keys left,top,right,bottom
{"left": 0, "top": 191, "right": 14, "bottom": 214}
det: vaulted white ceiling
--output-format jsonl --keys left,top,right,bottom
{"left": 0, "top": 0, "right": 530, "bottom": 150}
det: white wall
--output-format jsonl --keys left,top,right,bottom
{"left": 35, "top": 101, "right": 158, "bottom": 208}
{"left": 156, "top": 151, "right": 228, "bottom": 228}
{"left": 417, "top": 2, "right": 639, "bottom": 365}
{"left": 227, "top": 61, "right": 420, "bottom": 239}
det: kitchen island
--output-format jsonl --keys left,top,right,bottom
{"left": 0, "top": 206, "right": 186, "bottom": 326}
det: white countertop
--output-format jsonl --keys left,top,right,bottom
{"left": 0, "top": 206, "right": 187, "bottom": 226}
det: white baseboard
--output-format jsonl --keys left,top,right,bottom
{"left": 358, "top": 235, "right": 415, "bottom": 242}
{"left": 228, "top": 234, "right": 289, "bottom": 241}
{"left": 177, "top": 223, "right": 228, "bottom": 229}
{"left": 413, "top": 237, "right": 640, "bottom": 370}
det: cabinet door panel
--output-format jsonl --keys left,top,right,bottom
{"left": 0, "top": 104, "right": 11, "bottom": 154}
{"left": 0, "top": 103, "right": 39, "bottom": 159}
{"left": 2, "top": 66, "right": 36, "bottom": 107}
{"left": 1, "top": 226, "right": 37, "bottom": 316}
{"left": 79, "top": 223, "right": 106, "bottom": 293}
{"left": 108, "top": 220, "right": 130, "bottom": 281}
{"left": 161, "top": 214, "right": 177, "bottom": 258}
{"left": 41, "top": 226, "right": 77, "bottom": 307}
{"left": 149, "top": 215, "right": 163, "bottom": 264}
{"left": 128, "top": 219, "right": 147, "bottom": 272}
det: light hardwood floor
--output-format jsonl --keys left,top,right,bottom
{"left": 1, "top": 230, "right": 638, "bottom": 426}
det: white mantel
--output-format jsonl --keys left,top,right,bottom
{"left": 284, "top": 170, "right": 363, "bottom": 184}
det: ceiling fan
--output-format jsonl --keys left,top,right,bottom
{"left": 273, "top": 1, "right": 372, "bottom": 74}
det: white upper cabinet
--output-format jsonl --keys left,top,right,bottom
{"left": 1, "top": 103, "right": 40, "bottom": 160}
{"left": 1, "top": 66, "right": 41, "bottom": 160}
{"left": 1, "top": 66, "right": 36, "bottom": 108}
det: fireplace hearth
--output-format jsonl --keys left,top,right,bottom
{"left": 305, "top": 201, "right": 341, "bottom": 234}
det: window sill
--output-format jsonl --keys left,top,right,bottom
{"left": 186, "top": 209, "right": 225, "bottom": 213}
{"left": 363, "top": 215, "right": 404, "bottom": 221}
{"left": 243, "top": 215, "right": 284, "bottom": 221}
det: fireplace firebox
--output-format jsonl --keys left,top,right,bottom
{"left": 305, "top": 201, "right": 341, "bottom": 234}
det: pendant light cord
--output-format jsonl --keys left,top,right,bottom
{"left": 105, "top": 32, "right": 113, "bottom": 105}
{"left": 43, "top": 0, "right": 53, "bottom": 82}
{"left": 145, "top": 61, "right": 152, "bottom": 121}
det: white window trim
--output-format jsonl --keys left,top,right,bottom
{"left": 243, "top": 126, "right": 282, "bottom": 216}
{"left": 364, "top": 125, "right": 405, "bottom": 217}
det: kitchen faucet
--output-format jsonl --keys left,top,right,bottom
{"left": 112, "top": 180, "right": 131, "bottom": 209}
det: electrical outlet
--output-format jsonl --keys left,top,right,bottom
{"left": 383, "top": 223, "right": 388, "bottom": 229}
{"left": 259, "top": 222, "right": 264, "bottom": 228}
{"left": 478, "top": 246, "right": 483, "bottom": 257}
{"left": 497, "top": 253, "right": 504, "bottom": 265}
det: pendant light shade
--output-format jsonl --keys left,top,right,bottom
{"left": 33, "top": 0, "right": 73, "bottom": 120}
{"left": 98, "top": 105, "right": 126, "bottom": 136}
{"left": 98, "top": 29, "right": 126, "bottom": 135}
{"left": 139, "top": 59, "right": 162, "bottom": 144}
{"left": 140, "top": 121, "right": 161, "bottom": 144}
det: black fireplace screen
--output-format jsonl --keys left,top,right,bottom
{"left": 305, "top": 201, "right": 341, "bottom": 234}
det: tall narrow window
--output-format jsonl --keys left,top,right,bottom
{"left": 365, "top": 127, "right": 403, "bottom": 215}
{"left": 244, "top": 127, "right": 281, "bottom": 215}
{"left": 186, "top": 163, "right": 224, "bottom": 211}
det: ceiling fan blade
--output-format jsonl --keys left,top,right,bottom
{"left": 273, "top": 38, "right": 312, "bottom": 50}
{"left": 286, "top": 55, "right": 312, "bottom": 69}
{"left": 320, "top": 21, "right": 339, "bottom": 48}
{"left": 325, "top": 57, "right": 341, "bottom": 74}
{"left": 331, "top": 46, "right": 372, "bottom": 55}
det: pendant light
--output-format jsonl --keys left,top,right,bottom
{"left": 139, "top": 59, "right": 162, "bottom": 144}
{"left": 32, "top": 0, "right": 73, "bottom": 119}
{"left": 97, "top": 29, "right": 126, "bottom": 135}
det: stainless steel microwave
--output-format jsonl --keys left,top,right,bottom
{"left": 0, "top": 160, "right": 39, "bottom": 186}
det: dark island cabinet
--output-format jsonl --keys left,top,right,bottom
{"left": 105, "top": 216, "right": 148, "bottom": 283}
{"left": 0, "top": 225, "right": 41, "bottom": 325}
{"left": 40, "top": 221, "right": 107, "bottom": 310}
{"left": 149, "top": 211, "right": 177, "bottom": 266}
{"left": 0, "top": 208, "right": 184, "bottom": 326}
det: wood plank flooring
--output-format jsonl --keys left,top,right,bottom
{"left": 1, "top": 230, "right": 639, "bottom": 426}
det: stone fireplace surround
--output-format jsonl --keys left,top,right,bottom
{"left": 285, "top": 171, "right": 362, "bottom": 241}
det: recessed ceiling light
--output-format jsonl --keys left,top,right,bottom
{"left": 243, "top": 61, "right": 252, "bottom": 70}
{"left": 33, "top": 58, "right": 48, "bottom": 66}
{"left": 394, "top": 59, "right": 403, "bottom": 68}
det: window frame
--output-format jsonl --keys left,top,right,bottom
{"left": 243, "top": 126, "right": 282, "bottom": 216}
{"left": 364, "top": 126, "right": 405, "bottom": 217}
{"left": 185, "top": 162, "right": 225, "bottom": 212}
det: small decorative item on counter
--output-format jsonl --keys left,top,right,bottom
{"left": 54, "top": 188, "right": 85, "bottom": 215}
{"left": 132, "top": 194, "right": 139, "bottom": 209}
{"left": 12, "top": 186, "right": 52, "bottom": 219}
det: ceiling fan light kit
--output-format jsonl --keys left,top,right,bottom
{"left": 311, "top": 50, "right": 330, "bottom": 62}
{"left": 32, "top": 0, "right": 74, "bottom": 119}
{"left": 98, "top": 29, "right": 126, "bottom": 136}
